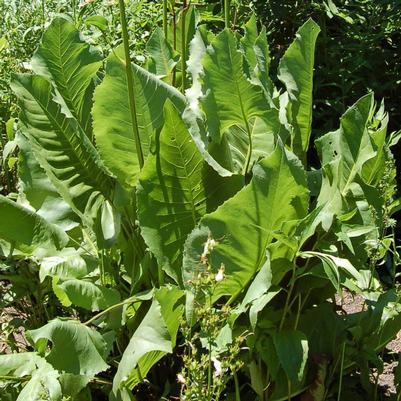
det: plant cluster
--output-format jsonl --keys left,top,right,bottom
{"left": 0, "top": 1, "right": 401, "bottom": 401}
{"left": 0, "top": 0, "right": 164, "bottom": 194}
{"left": 251, "top": 0, "right": 401, "bottom": 133}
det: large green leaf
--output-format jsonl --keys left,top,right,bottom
{"left": 92, "top": 47, "right": 186, "bottom": 188}
{"left": 253, "top": 27, "right": 274, "bottom": 98}
{"left": 224, "top": 115, "right": 279, "bottom": 174}
{"left": 361, "top": 106, "right": 388, "bottom": 186}
{"left": 171, "top": 5, "right": 199, "bottom": 63}
{"left": 201, "top": 28, "right": 269, "bottom": 140}
{"left": 0, "top": 195, "right": 68, "bottom": 252}
{"left": 241, "top": 15, "right": 259, "bottom": 77}
{"left": 316, "top": 93, "right": 376, "bottom": 194}
{"left": 183, "top": 143, "right": 309, "bottom": 300}
{"left": 112, "top": 287, "right": 183, "bottom": 396}
{"left": 278, "top": 19, "right": 320, "bottom": 159}
{"left": 183, "top": 27, "right": 236, "bottom": 178}
{"left": 32, "top": 17, "right": 102, "bottom": 136}
{"left": 54, "top": 278, "right": 120, "bottom": 311}
{"left": 146, "top": 27, "right": 179, "bottom": 80}
{"left": 240, "top": 16, "right": 274, "bottom": 99}
{"left": 39, "top": 249, "right": 97, "bottom": 282}
{"left": 29, "top": 318, "right": 109, "bottom": 377}
{"left": 11, "top": 74, "right": 114, "bottom": 220}
{"left": 0, "top": 353, "right": 62, "bottom": 401}
{"left": 273, "top": 330, "right": 309, "bottom": 383}
{"left": 17, "top": 133, "right": 78, "bottom": 231}
{"left": 315, "top": 94, "right": 376, "bottom": 230}
{"left": 137, "top": 101, "right": 242, "bottom": 281}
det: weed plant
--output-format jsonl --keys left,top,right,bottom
{"left": 0, "top": 1, "right": 401, "bottom": 401}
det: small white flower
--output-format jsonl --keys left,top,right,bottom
{"left": 80, "top": 0, "right": 93, "bottom": 7}
{"left": 215, "top": 263, "right": 225, "bottom": 282}
{"left": 177, "top": 373, "right": 186, "bottom": 384}
{"left": 201, "top": 235, "right": 218, "bottom": 264}
{"left": 211, "top": 357, "right": 223, "bottom": 377}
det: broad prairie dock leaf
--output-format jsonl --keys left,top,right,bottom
{"left": 146, "top": 27, "right": 179, "bottom": 80}
{"left": 316, "top": 93, "right": 376, "bottom": 196}
{"left": 278, "top": 18, "right": 320, "bottom": 159}
{"left": 29, "top": 318, "right": 109, "bottom": 377}
{"left": 32, "top": 17, "right": 102, "bottom": 136}
{"left": 183, "top": 143, "right": 309, "bottom": 300}
{"left": 112, "top": 287, "right": 183, "bottom": 396}
{"left": 137, "top": 101, "right": 242, "bottom": 281}
{"left": 0, "top": 353, "right": 62, "bottom": 401}
{"left": 273, "top": 330, "right": 309, "bottom": 383}
{"left": 93, "top": 47, "right": 186, "bottom": 188}
{"left": 0, "top": 195, "right": 68, "bottom": 252}
{"left": 11, "top": 74, "right": 114, "bottom": 220}
{"left": 201, "top": 28, "right": 269, "bottom": 140}
{"left": 315, "top": 93, "right": 376, "bottom": 230}
{"left": 17, "top": 133, "right": 78, "bottom": 231}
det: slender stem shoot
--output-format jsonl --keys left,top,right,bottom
{"left": 337, "top": 342, "right": 346, "bottom": 401}
{"left": 163, "top": 0, "right": 168, "bottom": 38}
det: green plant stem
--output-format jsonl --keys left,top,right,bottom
{"left": 293, "top": 295, "right": 302, "bottom": 330}
{"left": 234, "top": 371, "right": 241, "bottom": 401}
{"left": 84, "top": 297, "right": 140, "bottom": 326}
{"left": 287, "top": 378, "right": 292, "bottom": 401}
{"left": 158, "top": 263, "right": 165, "bottom": 287}
{"left": 163, "top": 0, "right": 168, "bottom": 38}
{"left": 243, "top": 118, "right": 253, "bottom": 177}
{"left": 207, "top": 348, "right": 212, "bottom": 400}
{"left": 41, "top": 0, "right": 45, "bottom": 30}
{"left": 0, "top": 375, "right": 30, "bottom": 382}
{"left": 118, "top": 0, "right": 144, "bottom": 169}
{"left": 224, "top": 0, "right": 230, "bottom": 29}
{"left": 91, "top": 377, "right": 113, "bottom": 386}
{"left": 181, "top": 0, "right": 188, "bottom": 92}
{"left": 337, "top": 342, "right": 346, "bottom": 401}
{"left": 172, "top": 4, "right": 177, "bottom": 86}
{"left": 72, "top": 0, "right": 77, "bottom": 25}
{"left": 0, "top": 125, "right": 13, "bottom": 192}
{"left": 278, "top": 260, "right": 297, "bottom": 331}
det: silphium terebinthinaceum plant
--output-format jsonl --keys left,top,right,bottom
{"left": 0, "top": 4, "right": 401, "bottom": 401}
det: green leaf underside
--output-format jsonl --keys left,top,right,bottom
{"left": 201, "top": 28, "right": 268, "bottom": 139}
{"left": 17, "top": 133, "right": 78, "bottom": 231}
{"left": 0, "top": 195, "right": 68, "bottom": 251}
{"left": 278, "top": 19, "right": 320, "bottom": 157}
{"left": 113, "top": 287, "right": 183, "bottom": 394}
{"left": 138, "top": 101, "right": 243, "bottom": 281}
{"left": 315, "top": 94, "right": 376, "bottom": 230}
{"left": 32, "top": 17, "right": 102, "bottom": 135}
{"left": 57, "top": 279, "right": 121, "bottom": 311}
{"left": 93, "top": 47, "right": 186, "bottom": 188}
{"left": 30, "top": 318, "right": 109, "bottom": 377}
{"left": 184, "top": 143, "right": 309, "bottom": 300}
{"left": 274, "top": 330, "right": 309, "bottom": 383}
{"left": 0, "top": 353, "right": 62, "bottom": 401}
{"left": 225, "top": 115, "right": 278, "bottom": 174}
{"left": 146, "top": 27, "right": 178, "bottom": 78}
{"left": 11, "top": 74, "right": 114, "bottom": 219}
{"left": 317, "top": 93, "right": 376, "bottom": 196}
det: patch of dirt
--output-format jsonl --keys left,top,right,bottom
{"left": 0, "top": 306, "right": 29, "bottom": 354}
{"left": 336, "top": 290, "right": 401, "bottom": 397}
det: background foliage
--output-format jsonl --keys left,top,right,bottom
{"left": 1, "top": 1, "right": 401, "bottom": 401}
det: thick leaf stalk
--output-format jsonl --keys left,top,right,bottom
{"left": 181, "top": 0, "right": 188, "bottom": 92}
{"left": 118, "top": 0, "right": 144, "bottom": 169}
{"left": 224, "top": 0, "right": 230, "bottom": 28}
